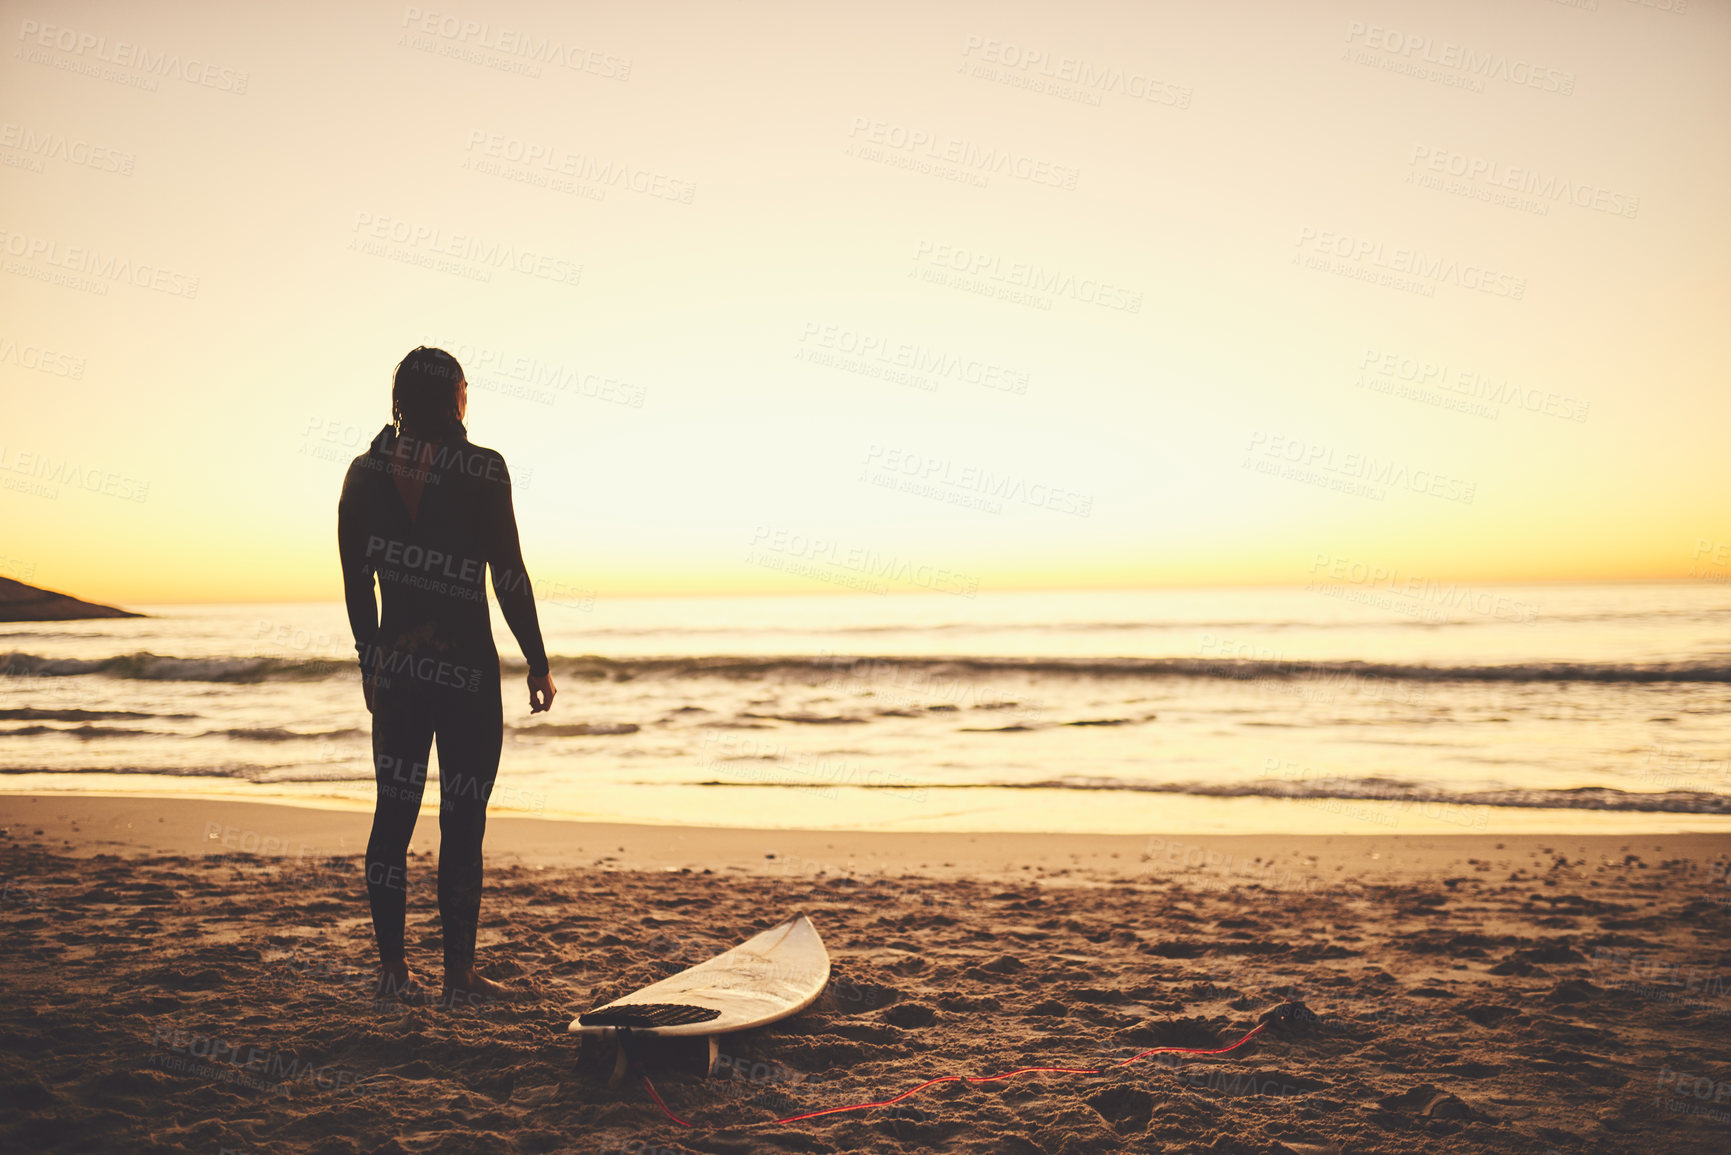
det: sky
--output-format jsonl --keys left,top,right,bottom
{"left": 2, "top": 0, "right": 1727, "bottom": 604}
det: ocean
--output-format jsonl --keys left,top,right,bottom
{"left": 2, "top": 583, "right": 1729, "bottom": 835}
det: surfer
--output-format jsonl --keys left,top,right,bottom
{"left": 337, "top": 346, "right": 557, "bottom": 1007}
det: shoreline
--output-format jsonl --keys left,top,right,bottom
{"left": 7, "top": 778, "right": 1731, "bottom": 840}
{"left": 5, "top": 792, "right": 1727, "bottom": 886}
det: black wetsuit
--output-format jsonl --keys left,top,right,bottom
{"left": 337, "top": 423, "right": 549, "bottom": 978}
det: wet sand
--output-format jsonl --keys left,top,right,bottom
{"left": 2, "top": 793, "right": 1729, "bottom": 1153}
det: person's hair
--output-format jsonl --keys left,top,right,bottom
{"left": 391, "top": 346, "right": 465, "bottom": 436}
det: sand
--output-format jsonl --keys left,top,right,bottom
{"left": 2, "top": 793, "right": 1729, "bottom": 1154}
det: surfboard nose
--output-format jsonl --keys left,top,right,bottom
{"left": 567, "top": 913, "right": 830, "bottom": 1039}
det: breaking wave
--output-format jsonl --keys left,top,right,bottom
{"left": 5, "top": 650, "right": 1729, "bottom": 685}
{"left": 0, "top": 651, "right": 348, "bottom": 682}
{"left": 694, "top": 775, "right": 1731, "bottom": 815}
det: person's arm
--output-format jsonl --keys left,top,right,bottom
{"left": 482, "top": 453, "right": 551, "bottom": 681}
{"left": 337, "top": 460, "right": 380, "bottom": 709}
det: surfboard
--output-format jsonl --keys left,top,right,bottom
{"left": 568, "top": 914, "right": 830, "bottom": 1047}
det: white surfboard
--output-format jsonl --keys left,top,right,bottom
{"left": 568, "top": 914, "right": 830, "bottom": 1044}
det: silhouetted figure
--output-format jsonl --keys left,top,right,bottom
{"left": 337, "top": 346, "right": 556, "bottom": 1006}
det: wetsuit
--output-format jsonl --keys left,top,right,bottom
{"left": 337, "top": 423, "right": 549, "bottom": 979}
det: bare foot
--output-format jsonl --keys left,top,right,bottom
{"left": 375, "top": 963, "right": 423, "bottom": 1003}
{"left": 441, "top": 967, "right": 510, "bottom": 1009}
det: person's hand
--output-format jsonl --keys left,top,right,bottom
{"left": 362, "top": 671, "right": 375, "bottom": 714}
{"left": 528, "top": 672, "right": 556, "bottom": 714}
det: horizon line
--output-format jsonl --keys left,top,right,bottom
{"left": 96, "top": 572, "right": 1728, "bottom": 606}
